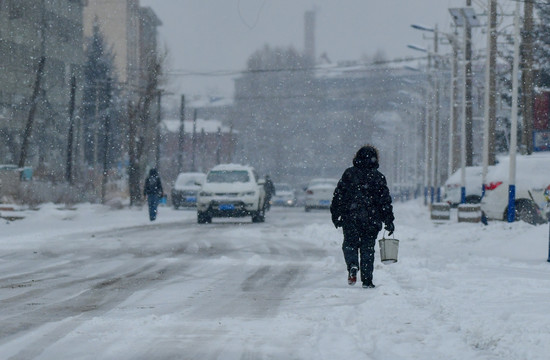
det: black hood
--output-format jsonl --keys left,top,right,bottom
{"left": 353, "top": 145, "right": 379, "bottom": 170}
{"left": 149, "top": 168, "right": 159, "bottom": 177}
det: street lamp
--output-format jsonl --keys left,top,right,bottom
{"left": 401, "top": 70, "right": 431, "bottom": 204}
{"left": 449, "top": 7, "right": 480, "bottom": 204}
{"left": 408, "top": 23, "right": 441, "bottom": 204}
{"left": 412, "top": 23, "right": 463, "bottom": 187}
{"left": 507, "top": 0, "right": 521, "bottom": 222}
{"left": 398, "top": 88, "right": 428, "bottom": 201}
{"left": 405, "top": 47, "right": 433, "bottom": 205}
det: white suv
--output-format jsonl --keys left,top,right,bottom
{"left": 481, "top": 153, "right": 550, "bottom": 224}
{"left": 197, "top": 164, "right": 266, "bottom": 223}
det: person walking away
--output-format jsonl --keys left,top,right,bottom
{"left": 144, "top": 168, "right": 164, "bottom": 221}
{"left": 330, "top": 145, "right": 395, "bottom": 288}
{"left": 263, "top": 175, "right": 276, "bottom": 211}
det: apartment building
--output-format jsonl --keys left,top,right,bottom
{"left": 0, "top": 0, "right": 86, "bottom": 168}
{"left": 83, "top": 0, "right": 161, "bottom": 91}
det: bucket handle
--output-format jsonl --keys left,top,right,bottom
{"left": 381, "top": 230, "right": 396, "bottom": 240}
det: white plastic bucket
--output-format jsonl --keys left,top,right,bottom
{"left": 379, "top": 236, "right": 399, "bottom": 264}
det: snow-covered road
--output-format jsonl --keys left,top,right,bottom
{"left": 1, "top": 202, "right": 550, "bottom": 359}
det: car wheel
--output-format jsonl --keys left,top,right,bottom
{"left": 504, "top": 200, "right": 541, "bottom": 225}
{"left": 197, "top": 211, "right": 211, "bottom": 224}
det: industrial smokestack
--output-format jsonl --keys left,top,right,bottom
{"left": 304, "top": 10, "right": 316, "bottom": 65}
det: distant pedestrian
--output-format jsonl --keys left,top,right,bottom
{"left": 330, "top": 145, "right": 395, "bottom": 288}
{"left": 144, "top": 168, "right": 164, "bottom": 221}
{"left": 263, "top": 175, "right": 275, "bottom": 210}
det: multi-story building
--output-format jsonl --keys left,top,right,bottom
{"left": 83, "top": 0, "right": 162, "bottom": 169}
{"left": 83, "top": 1, "right": 161, "bottom": 91}
{"left": 83, "top": 0, "right": 140, "bottom": 89}
{"left": 0, "top": 0, "right": 86, "bottom": 171}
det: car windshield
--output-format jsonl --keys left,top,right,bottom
{"left": 276, "top": 184, "right": 291, "bottom": 191}
{"left": 175, "top": 174, "right": 205, "bottom": 187}
{"left": 207, "top": 170, "right": 250, "bottom": 183}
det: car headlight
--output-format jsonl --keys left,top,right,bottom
{"left": 241, "top": 191, "right": 256, "bottom": 196}
{"left": 199, "top": 191, "right": 213, "bottom": 196}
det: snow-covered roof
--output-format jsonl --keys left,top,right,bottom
{"left": 314, "top": 59, "right": 425, "bottom": 80}
{"left": 162, "top": 118, "right": 233, "bottom": 134}
{"left": 186, "top": 95, "right": 233, "bottom": 108}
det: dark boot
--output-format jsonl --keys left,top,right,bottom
{"left": 348, "top": 266, "right": 358, "bottom": 286}
{"left": 362, "top": 279, "right": 375, "bottom": 288}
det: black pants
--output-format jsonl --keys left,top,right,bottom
{"left": 342, "top": 223, "right": 379, "bottom": 283}
{"left": 147, "top": 194, "right": 160, "bottom": 221}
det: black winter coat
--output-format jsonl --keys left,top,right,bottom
{"left": 330, "top": 155, "right": 394, "bottom": 231}
{"left": 144, "top": 169, "right": 163, "bottom": 197}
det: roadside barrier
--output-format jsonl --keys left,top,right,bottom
{"left": 431, "top": 202, "right": 450, "bottom": 221}
{"left": 457, "top": 204, "right": 481, "bottom": 223}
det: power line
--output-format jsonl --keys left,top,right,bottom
{"left": 164, "top": 56, "right": 430, "bottom": 78}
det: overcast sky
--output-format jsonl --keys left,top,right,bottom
{"left": 139, "top": 0, "right": 507, "bottom": 99}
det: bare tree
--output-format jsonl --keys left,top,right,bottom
{"left": 127, "top": 56, "right": 163, "bottom": 206}
{"left": 19, "top": 0, "right": 46, "bottom": 168}
{"left": 18, "top": 56, "right": 45, "bottom": 168}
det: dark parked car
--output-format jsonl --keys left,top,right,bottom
{"left": 271, "top": 183, "right": 297, "bottom": 207}
{"left": 171, "top": 172, "right": 206, "bottom": 209}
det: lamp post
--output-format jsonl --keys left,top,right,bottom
{"left": 482, "top": 0, "right": 498, "bottom": 199}
{"left": 507, "top": 0, "right": 521, "bottom": 222}
{"left": 410, "top": 23, "right": 463, "bottom": 205}
{"left": 406, "top": 44, "right": 435, "bottom": 204}
{"left": 409, "top": 24, "right": 442, "bottom": 203}
{"left": 445, "top": 31, "right": 461, "bottom": 181}
{"left": 398, "top": 88, "right": 426, "bottom": 200}
{"left": 449, "top": 7, "right": 480, "bottom": 203}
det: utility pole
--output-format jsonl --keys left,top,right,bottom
{"left": 424, "top": 87, "right": 431, "bottom": 206}
{"left": 427, "top": 53, "right": 434, "bottom": 204}
{"left": 448, "top": 31, "right": 460, "bottom": 177}
{"left": 522, "top": 0, "right": 534, "bottom": 154}
{"left": 433, "top": 26, "right": 441, "bottom": 202}
{"left": 101, "top": 80, "right": 112, "bottom": 204}
{"left": 155, "top": 91, "right": 161, "bottom": 169}
{"left": 93, "top": 85, "right": 99, "bottom": 167}
{"left": 191, "top": 109, "right": 197, "bottom": 172}
{"left": 482, "top": 0, "right": 498, "bottom": 196}
{"left": 216, "top": 127, "right": 222, "bottom": 165}
{"left": 465, "top": 0, "right": 474, "bottom": 166}
{"left": 178, "top": 95, "right": 185, "bottom": 173}
{"left": 66, "top": 76, "right": 76, "bottom": 184}
{"left": 450, "top": 5, "right": 480, "bottom": 202}
{"left": 508, "top": 0, "right": 521, "bottom": 222}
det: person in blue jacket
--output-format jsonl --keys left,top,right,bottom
{"left": 143, "top": 168, "right": 164, "bottom": 221}
{"left": 330, "top": 145, "right": 395, "bottom": 288}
